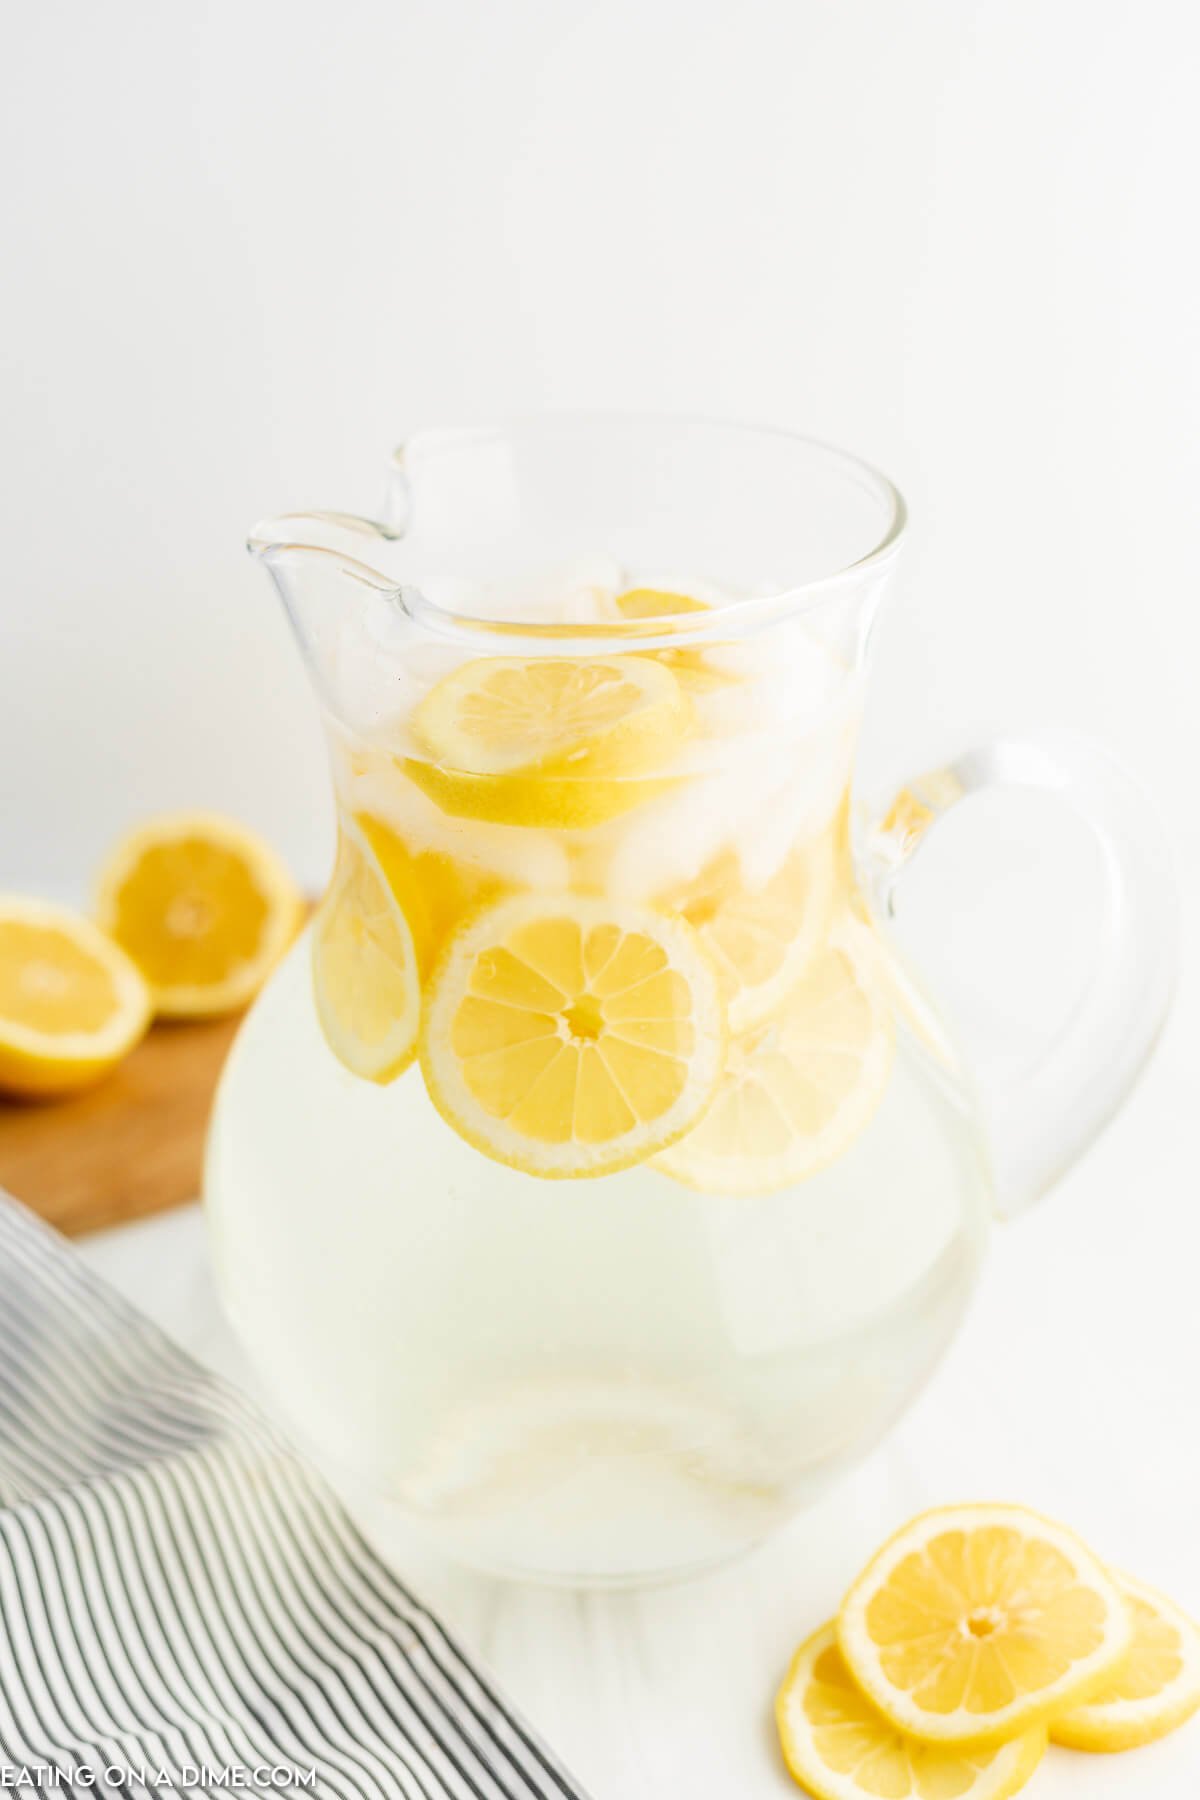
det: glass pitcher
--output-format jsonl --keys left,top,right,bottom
{"left": 205, "top": 415, "right": 1176, "bottom": 1587}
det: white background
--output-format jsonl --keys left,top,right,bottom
{"left": 5, "top": 2, "right": 1200, "bottom": 1794}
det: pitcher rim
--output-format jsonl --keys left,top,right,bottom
{"left": 248, "top": 412, "right": 907, "bottom": 650}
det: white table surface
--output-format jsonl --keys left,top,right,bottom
{"left": 76, "top": 1000, "right": 1200, "bottom": 1800}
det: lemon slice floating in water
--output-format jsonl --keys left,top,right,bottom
{"left": 665, "top": 839, "right": 836, "bottom": 1034}
{"left": 312, "top": 822, "right": 421, "bottom": 1084}
{"left": 655, "top": 919, "right": 891, "bottom": 1195}
{"left": 421, "top": 891, "right": 726, "bottom": 1177}
{"left": 406, "top": 653, "right": 692, "bottom": 829}
{"left": 615, "top": 587, "right": 740, "bottom": 693}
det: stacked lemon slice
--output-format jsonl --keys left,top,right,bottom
{"left": 776, "top": 1504, "right": 1200, "bottom": 1800}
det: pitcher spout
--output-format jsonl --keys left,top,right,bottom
{"left": 248, "top": 418, "right": 904, "bottom": 734}
{"left": 248, "top": 509, "right": 417, "bottom": 725}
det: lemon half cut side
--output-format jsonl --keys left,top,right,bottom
{"left": 0, "top": 898, "right": 151, "bottom": 1097}
{"left": 96, "top": 812, "right": 303, "bottom": 1018}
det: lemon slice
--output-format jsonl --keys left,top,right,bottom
{"left": 355, "top": 812, "right": 501, "bottom": 963}
{"left": 666, "top": 840, "right": 836, "bottom": 1033}
{"left": 411, "top": 653, "right": 690, "bottom": 777}
{"left": 1050, "top": 1572, "right": 1200, "bottom": 1752}
{"left": 655, "top": 920, "right": 892, "bottom": 1195}
{"left": 420, "top": 892, "right": 727, "bottom": 1177}
{"left": 403, "top": 761, "right": 685, "bottom": 830}
{"left": 96, "top": 813, "right": 303, "bottom": 1018}
{"left": 777, "top": 1623, "right": 1046, "bottom": 1800}
{"left": 838, "top": 1504, "right": 1134, "bottom": 1749}
{"left": 614, "top": 587, "right": 711, "bottom": 621}
{"left": 0, "top": 898, "right": 151, "bottom": 1097}
{"left": 615, "top": 587, "right": 738, "bottom": 693}
{"left": 406, "top": 653, "right": 691, "bottom": 829}
{"left": 312, "top": 823, "right": 421, "bottom": 1083}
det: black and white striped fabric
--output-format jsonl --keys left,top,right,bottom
{"left": 0, "top": 1196, "right": 586, "bottom": 1800}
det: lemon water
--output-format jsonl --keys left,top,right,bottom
{"left": 207, "top": 570, "right": 993, "bottom": 1583}
{"left": 207, "top": 935, "right": 988, "bottom": 1586}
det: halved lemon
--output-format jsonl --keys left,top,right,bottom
{"left": 0, "top": 898, "right": 152, "bottom": 1097}
{"left": 1050, "top": 1572, "right": 1200, "bottom": 1752}
{"left": 664, "top": 838, "right": 836, "bottom": 1033}
{"left": 654, "top": 920, "right": 892, "bottom": 1194}
{"left": 312, "top": 822, "right": 421, "bottom": 1083}
{"left": 838, "top": 1504, "right": 1134, "bottom": 1749}
{"left": 96, "top": 813, "right": 303, "bottom": 1018}
{"left": 420, "top": 892, "right": 727, "bottom": 1177}
{"left": 776, "top": 1623, "right": 1046, "bottom": 1800}
{"left": 406, "top": 653, "right": 691, "bottom": 829}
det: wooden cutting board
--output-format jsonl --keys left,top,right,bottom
{"left": 0, "top": 1015, "right": 243, "bottom": 1237}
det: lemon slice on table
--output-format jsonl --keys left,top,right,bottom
{"left": 1050, "top": 1571, "right": 1200, "bottom": 1752}
{"left": 654, "top": 920, "right": 892, "bottom": 1195}
{"left": 420, "top": 892, "right": 727, "bottom": 1178}
{"left": 96, "top": 813, "right": 303, "bottom": 1018}
{"left": 837, "top": 1504, "right": 1134, "bottom": 1750}
{"left": 0, "top": 898, "right": 151, "bottom": 1097}
{"left": 665, "top": 839, "right": 836, "bottom": 1033}
{"left": 776, "top": 1623, "right": 1046, "bottom": 1800}
{"left": 405, "top": 654, "right": 691, "bottom": 829}
{"left": 312, "top": 822, "right": 423, "bottom": 1084}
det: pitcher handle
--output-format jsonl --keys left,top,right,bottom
{"left": 864, "top": 730, "right": 1178, "bottom": 1217}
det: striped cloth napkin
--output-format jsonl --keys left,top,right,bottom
{"left": 0, "top": 1195, "right": 586, "bottom": 1800}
